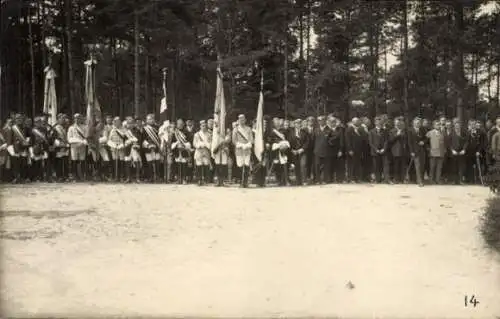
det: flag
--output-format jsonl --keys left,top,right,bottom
{"left": 160, "top": 69, "right": 168, "bottom": 119}
{"left": 43, "top": 66, "right": 58, "bottom": 126}
{"left": 84, "top": 58, "right": 100, "bottom": 140}
{"left": 253, "top": 71, "right": 264, "bottom": 162}
{"left": 211, "top": 65, "right": 226, "bottom": 158}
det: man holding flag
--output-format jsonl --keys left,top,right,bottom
{"left": 253, "top": 69, "right": 266, "bottom": 187}
{"left": 232, "top": 114, "right": 253, "bottom": 188}
{"left": 211, "top": 65, "right": 231, "bottom": 187}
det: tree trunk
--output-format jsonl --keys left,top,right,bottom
{"left": 305, "top": 0, "right": 312, "bottom": 115}
{"left": 65, "top": 0, "right": 75, "bottom": 115}
{"left": 134, "top": 7, "right": 140, "bottom": 118}
{"left": 497, "top": 60, "right": 500, "bottom": 108}
{"left": 453, "top": 1, "right": 465, "bottom": 122}
{"left": 145, "top": 51, "right": 150, "bottom": 115}
{"left": 28, "top": 6, "right": 36, "bottom": 118}
{"left": 284, "top": 31, "right": 289, "bottom": 119}
{"left": 488, "top": 56, "right": 492, "bottom": 101}
{"left": 402, "top": 0, "right": 409, "bottom": 126}
{"left": 368, "top": 1, "right": 376, "bottom": 119}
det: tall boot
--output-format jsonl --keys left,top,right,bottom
{"left": 124, "top": 162, "right": 131, "bottom": 183}
{"left": 197, "top": 166, "right": 203, "bottom": 186}
{"left": 216, "top": 165, "right": 223, "bottom": 186}
{"left": 242, "top": 165, "right": 248, "bottom": 188}
{"left": 204, "top": 165, "right": 210, "bottom": 185}
{"left": 275, "top": 164, "right": 282, "bottom": 185}
{"left": 118, "top": 161, "right": 123, "bottom": 182}
{"left": 11, "top": 157, "right": 19, "bottom": 183}
{"left": 75, "top": 161, "right": 81, "bottom": 181}
{"left": 134, "top": 162, "right": 141, "bottom": 183}
{"left": 283, "top": 164, "right": 289, "bottom": 186}
{"left": 55, "top": 157, "right": 62, "bottom": 181}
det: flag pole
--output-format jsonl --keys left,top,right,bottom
{"left": 161, "top": 67, "right": 168, "bottom": 181}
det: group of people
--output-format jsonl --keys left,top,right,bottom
{"left": 0, "top": 110, "right": 491, "bottom": 188}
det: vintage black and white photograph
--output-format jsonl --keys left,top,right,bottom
{"left": 1, "top": 0, "right": 500, "bottom": 317}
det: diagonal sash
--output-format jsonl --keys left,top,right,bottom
{"left": 144, "top": 125, "right": 161, "bottom": 148}
{"left": 237, "top": 126, "right": 250, "bottom": 144}
{"left": 32, "top": 128, "right": 48, "bottom": 143}
{"left": 272, "top": 128, "right": 286, "bottom": 141}
{"left": 0, "top": 131, "right": 5, "bottom": 144}
{"left": 198, "top": 131, "right": 210, "bottom": 148}
{"left": 55, "top": 125, "right": 68, "bottom": 144}
{"left": 12, "top": 125, "right": 27, "bottom": 143}
{"left": 113, "top": 128, "right": 127, "bottom": 143}
{"left": 174, "top": 128, "right": 188, "bottom": 145}
{"left": 75, "top": 125, "right": 86, "bottom": 140}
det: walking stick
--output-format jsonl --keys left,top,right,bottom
{"left": 405, "top": 156, "right": 414, "bottom": 182}
{"left": 163, "top": 152, "right": 167, "bottom": 182}
{"left": 153, "top": 157, "right": 157, "bottom": 183}
{"left": 476, "top": 153, "right": 485, "bottom": 186}
{"left": 241, "top": 162, "right": 245, "bottom": 186}
{"left": 114, "top": 151, "right": 118, "bottom": 181}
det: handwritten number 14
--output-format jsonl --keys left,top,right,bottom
{"left": 465, "top": 295, "right": 479, "bottom": 307}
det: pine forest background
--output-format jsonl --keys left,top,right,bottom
{"left": 1, "top": 0, "right": 500, "bottom": 124}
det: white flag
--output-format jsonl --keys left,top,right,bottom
{"left": 254, "top": 88, "right": 264, "bottom": 162}
{"left": 211, "top": 66, "right": 226, "bottom": 158}
{"left": 43, "top": 67, "right": 58, "bottom": 126}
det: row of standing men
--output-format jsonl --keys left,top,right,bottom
{"left": 0, "top": 112, "right": 489, "bottom": 187}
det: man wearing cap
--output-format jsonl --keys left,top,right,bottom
{"left": 30, "top": 117, "right": 50, "bottom": 181}
{"left": 304, "top": 116, "right": 316, "bottom": 183}
{"left": 212, "top": 118, "right": 232, "bottom": 187}
{"left": 313, "top": 115, "right": 333, "bottom": 184}
{"left": 449, "top": 121, "right": 468, "bottom": 184}
{"left": 232, "top": 114, "right": 254, "bottom": 187}
{"left": 407, "top": 117, "right": 427, "bottom": 186}
{"left": 67, "top": 113, "right": 88, "bottom": 181}
{"left": 171, "top": 118, "right": 192, "bottom": 184}
{"left": 184, "top": 119, "right": 196, "bottom": 183}
{"left": 207, "top": 118, "right": 216, "bottom": 183}
{"left": 345, "top": 117, "right": 368, "bottom": 183}
{"left": 6, "top": 114, "right": 31, "bottom": 182}
{"left": 51, "top": 114, "right": 70, "bottom": 181}
{"left": 107, "top": 117, "right": 128, "bottom": 181}
{"left": 369, "top": 116, "right": 390, "bottom": 183}
{"left": 269, "top": 117, "right": 291, "bottom": 186}
{"left": 141, "top": 114, "right": 161, "bottom": 182}
{"left": 193, "top": 120, "right": 212, "bottom": 185}
{"left": 327, "top": 115, "right": 344, "bottom": 183}
{"left": 388, "top": 117, "right": 409, "bottom": 183}
{"left": 288, "top": 118, "right": 308, "bottom": 186}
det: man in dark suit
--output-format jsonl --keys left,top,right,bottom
{"left": 388, "top": 117, "right": 409, "bottom": 183}
{"left": 304, "top": 116, "right": 316, "bottom": 183}
{"left": 327, "top": 116, "right": 344, "bottom": 183}
{"left": 466, "top": 120, "right": 487, "bottom": 184}
{"left": 313, "top": 116, "right": 333, "bottom": 184}
{"left": 288, "top": 119, "right": 309, "bottom": 186}
{"left": 345, "top": 117, "right": 368, "bottom": 183}
{"left": 449, "top": 121, "right": 468, "bottom": 184}
{"left": 407, "top": 117, "right": 428, "bottom": 187}
{"left": 368, "top": 116, "right": 390, "bottom": 183}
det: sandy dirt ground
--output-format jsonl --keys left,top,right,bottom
{"left": 1, "top": 183, "right": 500, "bottom": 318}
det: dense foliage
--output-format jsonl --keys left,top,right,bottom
{"left": 0, "top": 0, "right": 499, "bottom": 123}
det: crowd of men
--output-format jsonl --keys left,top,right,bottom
{"left": 0, "top": 111, "right": 490, "bottom": 188}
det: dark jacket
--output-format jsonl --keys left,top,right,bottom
{"left": 407, "top": 127, "right": 428, "bottom": 156}
{"left": 288, "top": 127, "right": 309, "bottom": 151}
{"left": 368, "top": 127, "right": 388, "bottom": 156}
{"left": 313, "top": 126, "right": 334, "bottom": 158}
{"left": 345, "top": 125, "right": 369, "bottom": 156}
{"left": 448, "top": 129, "right": 469, "bottom": 153}
{"left": 388, "top": 128, "right": 409, "bottom": 157}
